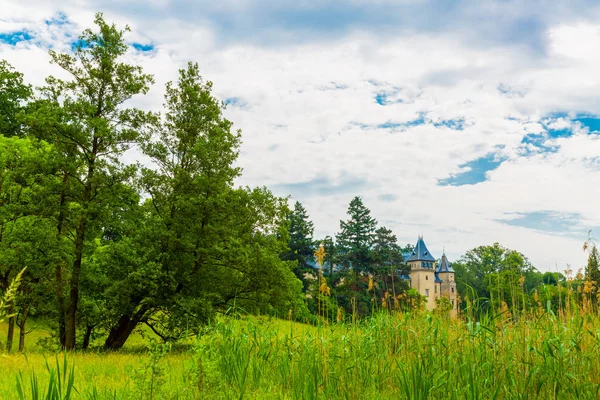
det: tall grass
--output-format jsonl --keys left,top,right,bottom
{"left": 5, "top": 304, "right": 600, "bottom": 399}
{"left": 187, "top": 307, "right": 600, "bottom": 399}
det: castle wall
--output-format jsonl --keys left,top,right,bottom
{"left": 409, "top": 266, "right": 436, "bottom": 310}
{"left": 438, "top": 272, "right": 457, "bottom": 317}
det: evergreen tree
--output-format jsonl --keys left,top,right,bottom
{"left": 336, "top": 196, "right": 377, "bottom": 275}
{"left": 281, "top": 201, "right": 315, "bottom": 286}
{"left": 371, "top": 226, "right": 407, "bottom": 302}
{"left": 585, "top": 245, "right": 600, "bottom": 287}
{"left": 372, "top": 227, "right": 403, "bottom": 273}
{"left": 318, "top": 235, "right": 337, "bottom": 277}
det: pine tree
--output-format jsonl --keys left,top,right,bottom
{"left": 372, "top": 227, "right": 403, "bottom": 273}
{"left": 318, "top": 235, "right": 337, "bottom": 277}
{"left": 585, "top": 245, "right": 600, "bottom": 287}
{"left": 281, "top": 201, "right": 315, "bottom": 286}
{"left": 336, "top": 196, "right": 377, "bottom": 275}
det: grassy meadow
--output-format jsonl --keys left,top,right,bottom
{"left": 2, "top": 306, "right": 600, "bottom": 399}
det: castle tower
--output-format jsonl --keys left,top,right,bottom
{"left": 436, "top": 252, "right": 457, "bottom": 317}
{"left": 406, "top": 236, "right": 437, "bottom": 310}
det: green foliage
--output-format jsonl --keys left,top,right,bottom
{"left": 15, "top": 353, "right": 76, "bottom": 400}
{"left": 22, "top": 12, "right": 156, "bottom": 350}
{"left": 281, "top": 201, "right": 315, "bottom": 288}
{"left": 133, "top": 341, "right": 172, "bottom": 400}
{"left": 585, "top": 245, "right": 600, "bottom": 285}
{"left": 0, "top": 60, "right": 32, "bottom": 137}
{"left": 336, "top": 196, "right": 377, "bottom": 274}
{"left": 454, "top": 243, "right": 537, "bottom": 307}
{"left": 10, "top": 311, "right": 600, "bottom": 399}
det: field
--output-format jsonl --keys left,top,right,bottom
{"left": 2, "top": 308, "right": 600, "bottom": 400}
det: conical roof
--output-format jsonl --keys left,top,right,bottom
{"left": 405, "top": 236, "right": 436, "bottom": 262}
{"left": 436, "top": 252, "right": 455, "bottom": 273}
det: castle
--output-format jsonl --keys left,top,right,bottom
{"left": 402, "top": 236, "right": 457, "bottom": 315}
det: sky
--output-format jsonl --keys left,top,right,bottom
{"left": 2, "top": 0, "right": 600, "bottom": 272}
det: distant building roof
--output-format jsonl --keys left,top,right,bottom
{"left": 405, "top": 236, "right": 436, "bottom": 262}
{"left": 434, "top": 273, "right": 443, "bottom": 283}
{"left": 399, "top": 274, "right": 411, "bottom": 281}
{"left": 436, "top": 253, "right": 455, "bottom": 273}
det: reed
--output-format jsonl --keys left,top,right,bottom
{"left": 4, "top": 298, "right": 600, "bottom": 399}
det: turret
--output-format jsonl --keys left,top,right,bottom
{"left": 436, "top": 252, "right": 457, "bottom": 316}
{"left": 407, "top": 236, "right": 437, "bottom": 310}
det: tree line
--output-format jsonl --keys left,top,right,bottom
{"left": 285, "top": 197, "right": 600, "bottom": 320}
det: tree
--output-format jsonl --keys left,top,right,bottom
{"left": 281, "top": 201, "right": 315, "bottom": 288}
{"left": 37, "top": 13, "right": 154, "bottom": 349}
{"left": 0, "top": 60, "right": 32, "bottom": 137}
{"left": 334, "top": 197, "right": 378, "bottom": 316}
{"left": 454, "top": 243, "right": 538, "bottom": 312}
{"left": 372, "top": 227, "right": 403, "bottom": 273}
{"left": 336, "top": 196, "right": 377, "bottom": 275}
{"left": 99, "top": 62, "right": 304, "bottom": 349}
{"left": 0, "top": 135, "right": 58, "bottom": 352}
{"left": 371, "top": 226, "right": 406, "bottom": 300}
{"left": 585, "top": 245, "right": 600, "bottom": 302}
{"left": 317, "top": 235, "right": 337, "bottom": 277}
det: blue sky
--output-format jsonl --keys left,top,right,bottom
{"left": 3, "top": 0, "right": 600, "bottom": 270}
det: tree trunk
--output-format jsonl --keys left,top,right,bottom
{"left": 104, "top": 308, "right": 147, "bottom": 349}
{"left": 17, "top": 308, "right": 28, "bottom": 353}
{"left": 65, "top": 219, "right": 86, "bottom": 350}
{"left": 65, "top": 160, "right": 94, "bottom": 350}
{"left": 56, "top": 263, "right": 67, "bottom": 348}
{"left": 5, "top": 302, "right": 15, "bottom": 353}
{"left": 55, "top": 171, "right": 69, "bottom": 348}
{"left": 104, "top": 315, "right": 140, "bottom": 349}
{"left": 82, "top": 324, "right": 94, "bottom": 350}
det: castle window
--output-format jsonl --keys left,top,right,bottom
{"left": 425, "top": 289, "right": 429, "bottom": 297}
{"left": 452, "top": 300, "right": 455, "bottom": 307}
{"left": 451, "top": 288, "right": 454, "bottom": 293}
{"left": 426, "top": 275, "right": 428, "bottom": 280}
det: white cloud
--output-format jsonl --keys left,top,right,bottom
{"left": 2, "top": 1, "right": 600, "bottom": 271}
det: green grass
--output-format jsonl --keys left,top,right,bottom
{"left": 1, "top": 311, "right": 600, "bottom": 399}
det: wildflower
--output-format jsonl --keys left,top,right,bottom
{"left": 319, "top": 279, "right": 331, "bottom": 296}
{"left": 314, "top": 243, "right": 326, "bottom": 268}
{"left": 382, "top": 292, "right": 390, "bottom": 308}
{"left": 583, "top": 279, "right": 594, "bottom": 295}
{"left": 393, "top": 295, "right": 400, "bottom": 310}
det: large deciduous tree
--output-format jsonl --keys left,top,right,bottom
{"left": 99, "top": 62, "right": 303, "bottom": 349}
{"left": 0, "top": 135, "right": 58, "bottom": 352}
{"left": 38, "top": 13, "right": 154, "bottom": 349}
{"left": 0, "top": 60, "right": 32, "bottom": 137}
{"left": 453, "top": 243, "right": 537, "bottom": 310}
